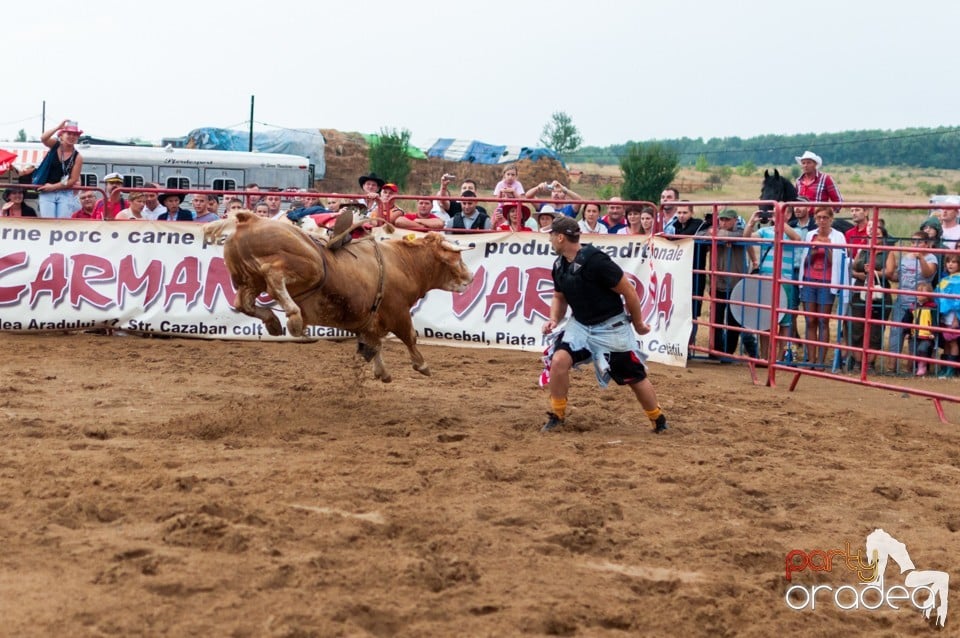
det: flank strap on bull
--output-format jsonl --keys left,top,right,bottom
{"left": 369, "top": 240, "right": 385, "bottom": 314}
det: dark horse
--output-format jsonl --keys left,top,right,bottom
{"left": 759, "top": 168, "right": 852, "bottom": 232}
{"left": 759, "top": 169, "right": 798, "bottom": 213}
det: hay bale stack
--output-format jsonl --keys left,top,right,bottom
{"left": 319, "top": 129, "right": 370, "bottom": 194}
{"left": 315, "top": 129, "right": 571, "bottom": 198}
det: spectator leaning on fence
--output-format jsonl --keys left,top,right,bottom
{"left": 797, "top": 207, "right": 847, "bottom": 367}
{"left": 937, "top": 252, "right": 960, "bottom": 377}
{"left": 394, "top": 195, "right": 445, "bottom": 231}
{"left": 2, "top": 188, "right": 37, "bottom": 218}
{"left": 936, "top": 197, "right": 960, "bottom": 249}
{"left": 142, "top": 183, "right": 166, "bottom": 220}
{"left": 884, "top": 231, "right": 939, "bottom": 374}
{"left": 444, "top": 190, "right": 491, "bottom": 231}
{"left": 93, "top": 173, "right": 126, "bottom": 220}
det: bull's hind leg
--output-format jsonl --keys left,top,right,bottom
{"left": 235, "top": 286, "right": 283, "bottom": 336}
{"left": 393, "top": 316, "right": 430, "bottom": 377}
{"left": 357, "top": 338, "right": 391, "bottom": 383}
{"left": 263, "top": 270, "right": 306, "bottom": 337}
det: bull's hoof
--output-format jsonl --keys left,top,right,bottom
{"left": 264, "top": 319, "right": 283, "bottom": 336}
{"left": 287, "top": 317, "right": 305, "bottom": 338}
{"left": 414, "top": 364, "right": 432, "bottom": 377}
{"left": 377, "top": 373, "right": 393, "bottom": 383}
{"left": 357, "top": 342, "right": 377, "bottom": 362}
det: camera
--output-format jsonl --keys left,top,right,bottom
{"left": 758, "top": 210, "right": 772, "bottom": 222}
{"left": 544, "top": 184, "right": 554, "bottom": 191}
{"left": 442, "top": 173, "right": 456, "bottom": 181}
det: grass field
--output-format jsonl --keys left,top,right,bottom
{"left": 568, "top": 163, "right": 960, "bottom": 240}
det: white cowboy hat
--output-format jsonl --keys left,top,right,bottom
{"left": 795, "top": 150, "right": 823, "bottom": 168}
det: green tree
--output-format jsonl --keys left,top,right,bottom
{"left": 694, "top": 154, "right": 709, "bottom": 172}
{"left": 16, "top": 129, "right": 26, "bottom": 142}
{"left": 596, "top": 184, "right": 615, "bottom": 201}
{"left": 539, "top": 111, "right": 582, "bottom": 156}
{"left": 368, "top": 127, "right": 412, "bottom": 190}
{"left": 619, "top": 142, "right": 679, "bottom": 203}
{"left": 735, "top": 160, "right": 756, "bottom": 177}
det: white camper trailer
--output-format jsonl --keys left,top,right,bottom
{"left": 3, "top": 142, "right": 314, "bottom": 192}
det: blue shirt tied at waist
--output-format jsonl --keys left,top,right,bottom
{"left": 560, "top": 312, "right": 649, "bottom": 388}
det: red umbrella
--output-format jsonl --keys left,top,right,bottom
{"left": 0, "top": 149, "right": 17, "bottom": 173}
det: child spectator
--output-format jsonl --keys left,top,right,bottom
{"left": 884, "top": 231, "right": 939, "bottom": 374}
{"left": 913, "top": 283, "right": 938, "bottom": 377}
{"left": 492, "top": 164, "right": 524, "bottom": 200}
{"left": 936, "top": 252, "right": 960, "bottom": 378}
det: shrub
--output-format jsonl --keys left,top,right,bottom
{"left": 619, "top": 143, "right": 679, "bottom": 204}
{"left": 368, "top": 127, "right": 412, "bottom": 190}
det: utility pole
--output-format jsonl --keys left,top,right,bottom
{"left": 248, "top": 96, "right": 255, "bottom": 152}
{"left": 41, "top": 100, "right": 46, "bottom": 137}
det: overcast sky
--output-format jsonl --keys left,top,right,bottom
{"left": 4, "top": 0, "right": 955, "bottom": 151}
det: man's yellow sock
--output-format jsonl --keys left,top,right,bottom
{"left": 644, "top": 406, "right": 663, "bottom": 423}
{"left": 551, "top": 398, "right": 568, "bottom": 420}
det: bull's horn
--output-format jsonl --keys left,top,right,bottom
{"left": 441, "top": 239, "right": 472, "bottom": 252}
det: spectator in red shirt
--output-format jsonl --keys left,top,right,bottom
{"left": 93, "top": 173, "right": 125, "bottom": 220}
{"left": 394, "top": 196, "right": 445, "bottom": 231}
{"left": 71, "top": 191, "right": 98, "bottom": 219}
{"left": 497, "top": 202, "right": 534, "bottom": 232}
{"left": 795, "top": 151, "right": 842, "bottom": 213}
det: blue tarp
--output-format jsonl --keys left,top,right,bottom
{"left": 186, "top": 127, "right": 326, "bottom": 178}
{"left": 426, "top": 138, "right": 565, "bottom": 167}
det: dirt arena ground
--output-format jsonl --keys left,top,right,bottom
{"left": 1, "top": 332, "right": 958, "bottom": 637}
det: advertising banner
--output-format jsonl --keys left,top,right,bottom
{"left": 0, "top": 220, "right": 692, "bottom": 366}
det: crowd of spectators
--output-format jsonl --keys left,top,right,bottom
{"left": 3, "top": 133, "right": 958, "bottom": 379}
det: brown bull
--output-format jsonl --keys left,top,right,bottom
{"left": 210, "top": 211, "right": 473, "bottom": 382}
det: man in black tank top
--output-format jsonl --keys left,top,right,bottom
{"left": 540, "top": 215, "right": 669, "bottom": 434}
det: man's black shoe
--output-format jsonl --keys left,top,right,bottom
{"left": 541, "top": 412, "right": 564, "bottom": 433}
{"left": 652, "top": 414, "right": 668, "bottom": 434}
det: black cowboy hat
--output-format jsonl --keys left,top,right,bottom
{"left": 358, "top": 172, "right": 385, "bottom": 190}
{"left": 158, "top": 192, "right": 183, "bottom": 205}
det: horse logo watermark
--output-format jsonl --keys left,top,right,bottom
{"left": 784, "top": 528, "right": 949, "bottom": 628}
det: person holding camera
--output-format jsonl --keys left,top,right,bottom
{"left": 526, "top": 180, "right": 582, "bottom": 217}
{"left": 744, "top": 209, "right": 802, "bottom": 361}
{"left": 436, "top": 174, "right": 485, "bottom": 220}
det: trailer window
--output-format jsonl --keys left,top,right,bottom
{"left": 166, "top": 177, "right": 190, "bottom": 191}
{"left": 211, "top": 178, "right": 236, "bottom": 192}
{"left": 80, "top": 174, "right": 98, "bottom": 188}
{"left": 124, "top": 175, "right": 144, "bottom": 188}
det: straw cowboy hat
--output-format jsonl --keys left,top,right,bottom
{"left": 795, "top": 150, "right": 823, "bottom": 168}
{"left": 536, "top": 204, "right": 560, "bottom": 219}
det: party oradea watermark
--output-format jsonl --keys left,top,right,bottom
{"left": 784, "top": 528, "right": 949, "bottom": 628}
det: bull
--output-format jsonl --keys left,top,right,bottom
{"left": 206, "top": 211, "right": 473, "bottom": 382}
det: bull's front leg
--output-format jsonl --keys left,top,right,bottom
{"left": 392, "top": 315, "right": 430, "bottom": 377}
{"left": 263, "top": 271, "right": 306, "bottom": 337}
{"left": 235, "top": 286, "right": 283, "bottom": 336}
